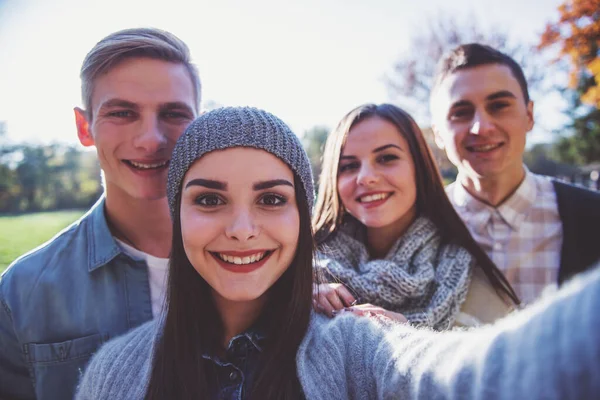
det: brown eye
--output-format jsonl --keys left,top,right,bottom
{"left": 339, "top": 162, "right": 359, "bottom": 173}
{"left": 195, "top": 194, "right": 225, "bottom": 207}
{"left": 259, "top": 194, "right": 286, "bottom": 206}
{"left": 449, "top": 108, "right": 473, "bottom": 120}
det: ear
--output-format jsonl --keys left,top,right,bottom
{"left": 74, "top": 107, "right": 94, "bottom": 147}
{"left": 525, "top": 100, "right": 535, "bottom": 132}
{"left": 431, "top": 124, "right": 445, "bottom": 150}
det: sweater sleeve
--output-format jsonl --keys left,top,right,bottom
{"left": 75, "top": 320, "right": 156, "bottom": 400}
{"left": 299, "top": 265, "right": 600, "bottom": 400}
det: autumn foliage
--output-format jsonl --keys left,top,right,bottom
{"left": 539, "top": 0, "right": 600, "bottom": 108}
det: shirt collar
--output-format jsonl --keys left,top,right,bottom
{"left": 495, "top": 167, "right": 537, "bottom": 229}
{"left": 86, "top": 195, "right": 126, "bottom": 272}
{"left": 452, "top": 166, "right": 537, "bottom": 230}
{"left": 202, "top": 328, "right": 266, "bottom": 363}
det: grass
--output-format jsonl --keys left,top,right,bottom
{"left": 0, "top": 210, "right": 84, "bottom": 274}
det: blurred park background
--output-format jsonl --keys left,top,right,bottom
{"left": 1, "top": 0, "right": 599, "bottom": 272}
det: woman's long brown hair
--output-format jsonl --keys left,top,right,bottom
{"left": 146, "top": 174, "right": 314, "bottom": 399}
{"left": 312, "top": 103, "right": 519, "bottom": 305}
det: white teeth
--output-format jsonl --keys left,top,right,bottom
{"left": 470, "top": 143, "right": 500, "bottom": 152}
{"left": 217, "top": 252, "right": 266, "bottom": 265}
{"left": 359, "top": 193, "right": 388, "bottom": 203}
{"left": 128, "top": 160, "right": 168, "bottom": 169}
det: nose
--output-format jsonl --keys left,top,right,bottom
{"left": 470, "top": 111, "right": 494, "bottom": 136}
{"left": 133, "top": 116, "right": 167, "bottom": 153}
{"left": 225, "top": 208, "right": 259, "bottom": 241}
{"left": 356, "top": 164, "right": 379, "bottom": 186}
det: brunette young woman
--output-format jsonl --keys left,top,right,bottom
{"left": 313, "top": 103, "right": 519, "bottom": 329}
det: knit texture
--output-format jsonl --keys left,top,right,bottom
{"left": 76, "top": 264, "right": 600, "bottom": 400}
{"left": 317, "top": 216, "right": 473, "bottom": 329}
{"left": 167, "top": 106, "right": 314, "bottom": 217}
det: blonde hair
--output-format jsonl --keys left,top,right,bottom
{"left": 80, "top": 27, "right": 201, "bottom": 118}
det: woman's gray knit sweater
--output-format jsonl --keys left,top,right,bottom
{"left": 76, "top": 265, "right": 600, "bottom": 400}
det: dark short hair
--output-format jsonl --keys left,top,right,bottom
{"left": 431, "top": 43, "right": 530, "bottom": 104}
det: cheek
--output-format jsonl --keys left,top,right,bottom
{"left": 281, "top": 211, "right": 301, "bottom": 246}
{"left": 337, "top": 177, "right": 355, "bottom": 206}
{"left": 161, "top": 122, "right": 190, "bottom": 142}
{"left": 180, "top": 211, "right": 217, "bottom": 253}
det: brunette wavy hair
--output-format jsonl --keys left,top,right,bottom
{"left": 312, "top": 103, "right": 519, "bottom": 305}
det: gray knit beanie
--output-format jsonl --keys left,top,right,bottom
{"left": 167, "top": 106, "right": 314, "bottom": 218}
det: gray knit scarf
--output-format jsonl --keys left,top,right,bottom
{"left": 316, "top": 216, "right": 473, "bottom": 330}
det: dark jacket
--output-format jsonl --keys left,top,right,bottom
{"left": 554, "top": 180, "right": 600, "bottom": 284}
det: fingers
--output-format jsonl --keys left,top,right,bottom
{"left": 339, "top": 303, "right": 408, "bottom": 324}
{"left": 314, "top": 295, "right": 336, "bottom": 318}
{"left": 313, "top": 283, "right": 356, "bottom": 318}
{"left": 334, "top": 285, "right": 357, "bottom": 307}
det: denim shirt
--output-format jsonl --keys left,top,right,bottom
{"left": 0, "top": 197, "right": 153, "bottom": 400}
{"left": 204, "top": 330, "right": 264, "bottom": 400}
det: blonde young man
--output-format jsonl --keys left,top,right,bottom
{"left": 0, "top": 28, "right": 200, "bottom": 399}
{"left": 431, "top": 43, "right": 600, "bottom": 304}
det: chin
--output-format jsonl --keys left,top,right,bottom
{"left": 217, "top": 288, "right": 267, "bottom": 303}
{"left": 359, "top": 217, "right": 393, "bottom": 229}
{"left": 133, "top": 189, "right": 167, "bottom": 201}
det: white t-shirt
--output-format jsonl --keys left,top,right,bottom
{"left": 115, "top": 238, "right": 169, "bottom": 318}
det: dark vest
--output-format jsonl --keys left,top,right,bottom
{"left": 553, "top": 180, "right": 600, "bottom": 284}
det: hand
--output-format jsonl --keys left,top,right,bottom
{"left": 313, "top": 283, "right": 356, "bottom": 318}
{"left": 343, "top": 303, "right": 408, "bottom": 324}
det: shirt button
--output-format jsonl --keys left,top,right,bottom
{"left": 493, "top": 243, "right": 502, "bottom": 251}
{"left": 229, "top": 371, "right": 239, "bottom": 381}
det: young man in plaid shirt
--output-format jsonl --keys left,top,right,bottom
{"left": 430, "top": 43, "right": 600, "bottom": 304}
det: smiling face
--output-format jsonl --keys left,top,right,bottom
{"left": 337, "top": 116, "right": 417, "bottom": 236}
{"left": 179, "top": 147, "right": 300, "bottom": 307}
{"left": 75, "top": 57, "right": 197, "bottom": 202}
{"left": 431, "top": 64, "right": 534, "bottom": 185}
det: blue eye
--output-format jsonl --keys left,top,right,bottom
{"left": 108, "top": 110, "right": 134, "bottom": 118}
{"left": 195, "top": 194, "right": 225, "bottom": 207}
{"left": 259, "top": 193, "right": 286, "bottom": 206}
{"left": 162, "top": 111, "right": 193, "bottom": 121}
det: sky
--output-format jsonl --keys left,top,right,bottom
{"left": 0, "top": 0, "right": 566, "bottom": 146}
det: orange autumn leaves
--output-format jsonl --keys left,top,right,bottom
{"left": 539, "top": 0, "right": 600, "bottom": 108}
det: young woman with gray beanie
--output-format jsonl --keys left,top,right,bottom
{"left": 76, "top": 107, "right": 600, "bottom": 400}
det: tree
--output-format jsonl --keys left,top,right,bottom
{"left": 539, "top": 0, "right": 600, "bottom": 107}
{"left": 385, "top": 13, "right": 546, "bottom": 121}
{"left": 538, "top": 0, "right": 600, "bottom": 164}
{"left": 301, "top": 126, "right": 329, "bottom": 184}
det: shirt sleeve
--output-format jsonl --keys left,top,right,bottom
{"left": 0, "top": 283, "right": 36, "bottom": 400}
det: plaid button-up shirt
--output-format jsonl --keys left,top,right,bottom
{"left": 447, "top": 169, "right": 563, "bottom": 304}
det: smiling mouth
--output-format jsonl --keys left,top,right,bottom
{"left": 123, "top": 160, "right": 170, "bottom": 170}
{"left": 211, "top": 250, "right": 273, "bottom": 265}
{"left": 466, "top": 143, "right": 503, "bottom": 153}
{"left": 356, "top": 192, "right": 392, "bottom": 203}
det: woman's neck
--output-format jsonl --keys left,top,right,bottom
{"left": 366, "top": 209, "right": 417, "bottom": 259}
{"left": 213, "top": 291, "right": 267, "bottom": 348}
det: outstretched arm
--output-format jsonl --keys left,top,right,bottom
{"left": 299, "top": 265, "right": 600, "bottom": 400}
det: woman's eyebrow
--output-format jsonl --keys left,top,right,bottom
{"left": 185, "top": 179, "right": 227, "bottom": 190}
{"left": 253, "top": 179, "right": 294, "bottom": 191}
{"left": 373, "top": 144, "right": 403, "bottom": 153}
